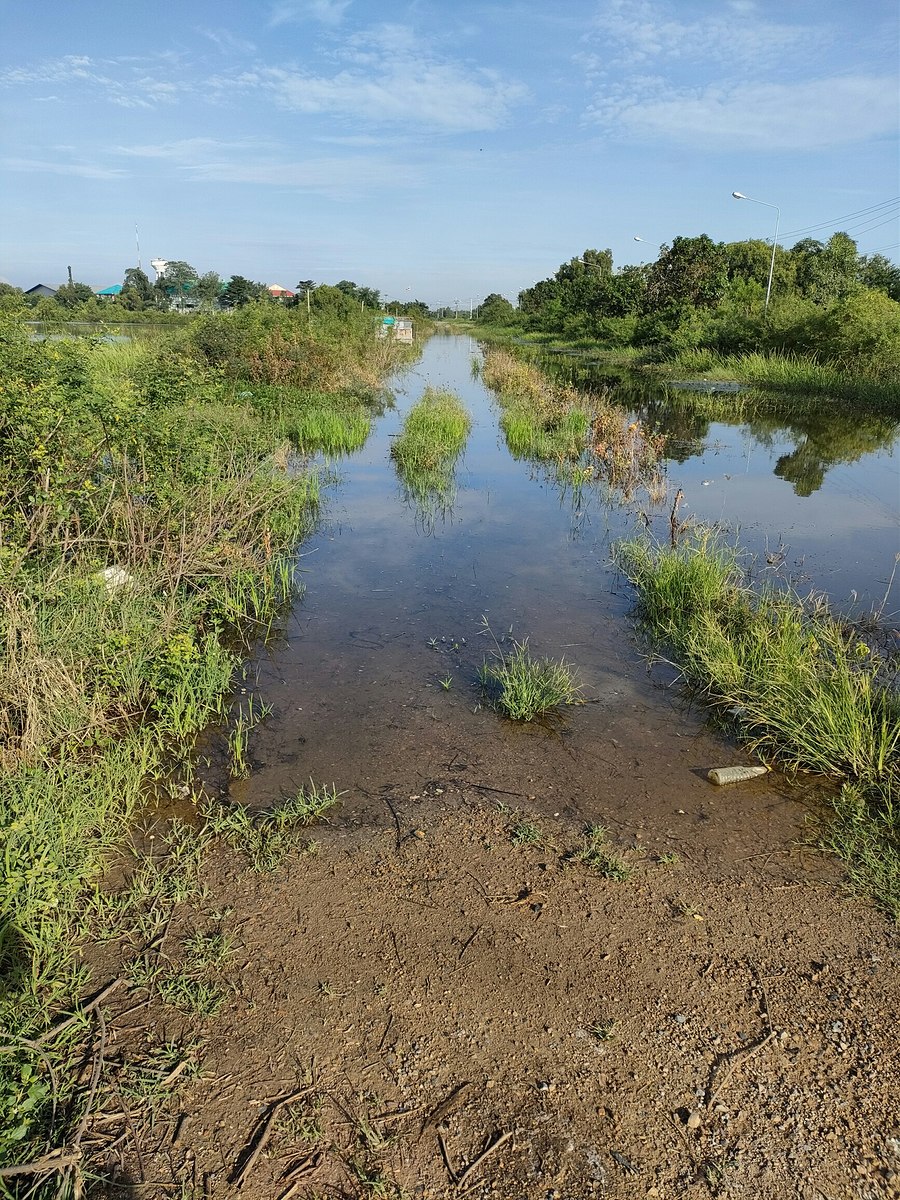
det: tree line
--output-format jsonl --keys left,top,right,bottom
{"left": 476, "top": 232, "right": 900, "bottom": 375}
{"left": 0, "top": 262, "right": 431, "bottom": 319}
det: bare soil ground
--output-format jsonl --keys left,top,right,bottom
{"left": 83, "top": 774, "right": 899, "bottom": 1200}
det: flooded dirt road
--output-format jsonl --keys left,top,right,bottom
{"left": 229, "top": 333, "right": 816, "bottom": 866}
{"left": 96, "top": 335, "right": 900, "bottom": 1200}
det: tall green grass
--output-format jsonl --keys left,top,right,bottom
{"left": 479, "top": 641, "right": 583, "bottom": 721}
{"left": 481, "top": 346, "right": 667, "bottom": 504}
{"left": 617, "top": 528, "right": 900, "bottom": 915}
{"left": 667, "top": 349, "right": 900, "bottom": 411}
{"left": 0, "top": 306, "right": 407, "bottom": 1181}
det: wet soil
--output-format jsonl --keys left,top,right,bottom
{"left": 88, "top": 786, "right": 899, "bottom": 1199}
{"left": 80, "top": 336, "right": 900, "bottom": 1198}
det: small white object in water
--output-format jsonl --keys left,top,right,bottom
{"left": 702, "top": 480, "right": 712, "bottom": 486}
{"left": 707, "top": 765, "right": 769, "bottom": 785}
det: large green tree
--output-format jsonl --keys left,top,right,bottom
{"left": 646, "top": 235, "right": 729, "bottom": 310}
{"left": 790, "top": 233, "right": 859, "bottom": 303}
{"left": 195, "top": 271, "right": 223, "bottom": 309}
{"left": 155, "top": 260, "right": 199, "bottom": 309}
{"left": 479, "top": 293, "right": 517, "bottom": 324}
{"left": 220, "top": 275, "right": 265, "bottom": 308}
{"left": 857, "top": 253, "right": 900, "bottom": 302}
{"left": 54, "top": 281, "right": 95, "bottom": 308}
{"left": 120, "top": 266, "right": 155, "bottom": 310}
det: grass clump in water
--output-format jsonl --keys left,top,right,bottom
{"left": 478, "top": 619, "right": 582, "bottom": 722}
{"left": 390, "top": 388, "right": 471, "bottom": 521}
{"left": 482, "top": 346, "right": 666, "bottom": 503}
{"left": 616, "top": 527, "right": 900, "bottom": 914}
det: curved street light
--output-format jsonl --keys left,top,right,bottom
{"left": 732, "top": 191, "right": 780, "bottom": 313}
{"left": 633, "top": 235, "right": 660, "bottom": 248}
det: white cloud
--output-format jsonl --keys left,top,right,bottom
{"left": 246, "top": 25, "right": 527, "bottom": 132}
{"left": 1, "top": 156, "right": 127, "bottom": 180}
{"left": 587, "top": 74, "right": 898, "bottom": 150}
{"left": 2, "top": 28, "right": 526, "bottom": 134}
{"left": 115, "top": 137, "right": 417, "bottom": 196}
{"left": 269, "top": 0, "right": 351, "bottom": 27}
{"left": 586, "top": 0, "right": 823, "bottom": 72}
{"left": 197, "top": 28, "right": 257, "bottom": 55}
{"left": 0, "top": 54, "right": 189, "bottom": 108}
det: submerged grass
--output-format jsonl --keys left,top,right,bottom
{"left": 481, "top": 345, "right": 666, "bottom": 504}
{"left": 390, "top": 387, "right": 471, "bottom": 523}
{"left": 616, "top": 527, "right": 900, "bottom": 914}
{"left": 204, "top": 782, "right": 340, "bottom": 872}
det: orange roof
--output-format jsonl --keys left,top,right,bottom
{"left": 267, "top": 283, "right": 295, "bottom": 296}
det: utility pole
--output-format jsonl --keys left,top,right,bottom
{"left": 135, "top": 224, "right": 142, "bottom": 270}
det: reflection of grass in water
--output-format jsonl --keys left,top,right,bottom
{"left": 391, "top": 388, "right": 471, "bottom": 524}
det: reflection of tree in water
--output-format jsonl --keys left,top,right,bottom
{"left": 771, "top": 412, "right": 898, "bottom": 496}
{"left": 529, "top": 354, "right": 899, "bottom": 495}
{"left": 630, "top": 395, "right": 710, "bottom": 463}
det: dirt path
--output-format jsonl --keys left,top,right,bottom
{"left": 86, "top": 777, "right": 899, "bottom": 1199}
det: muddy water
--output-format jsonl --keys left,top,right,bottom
{"left": 218, "top": 333, "right": 855, "bottom": 875}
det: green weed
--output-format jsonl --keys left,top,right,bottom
{"left": 571, "top": 826, "right": 632, "bottom": 881}
{"left": 509, "top": 819, "right": 545, "bottom": 847}
{"left": 204, "top": 781, "right": 340, "bottom": 871}
{"left": 478, "top": 619, "right": 582, "bottom": 721}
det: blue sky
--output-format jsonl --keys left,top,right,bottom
{"left": 2, "top": 0, "right": 897, "bottom": 304}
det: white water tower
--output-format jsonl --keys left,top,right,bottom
{"left": 150, "top": 258, "right": 168, "bottom": 280}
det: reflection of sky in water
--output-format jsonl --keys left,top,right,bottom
{"left": 662, "top": 419, "right": 898, "bottom": 610}
{"left": 236, "top": 335, "right": 899, "bottom": 818}
{"left": 317, "top": 336, "right": 897, "bottom": 618}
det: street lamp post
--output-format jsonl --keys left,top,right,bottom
{"left": 633, "top": 235, "right": 660, "bottom": 249}
{"left": 732, "top": 191, "right": 780, "bottom": 313}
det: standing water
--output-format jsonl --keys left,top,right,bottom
{"left": 213, "top": 333, "right": 898, "bottom": 862}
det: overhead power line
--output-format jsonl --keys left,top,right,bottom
{"left": 781, "top": 196, "right": 899, "bottom": 240}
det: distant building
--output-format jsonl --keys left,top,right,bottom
{"left": 267, "top": 284, "right": 295, "bottom": 299}
{"left": 25, "top": 284, "right": 57, "bottom": 298}
{"left": 95, "top": 284, "right": 123, "bottom": 299}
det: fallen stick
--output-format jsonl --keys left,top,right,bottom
{"left": 421, "top": 1082, "right": 471, "bottom": 1134}
{"left": 36, "top": 977, "right": 125, "bottom": 1047}
{"left": 437, "top": 1127, "right": 458, "bottom": 1183}
{"left": 231, "top": 1086, "right": 313, "bottom": 1189}
{"left": 455, "top": 1130, "right": 512, "bottom": 1189}
{"left": 0, "top": 1150, "right": 81, "bottom": 1179}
